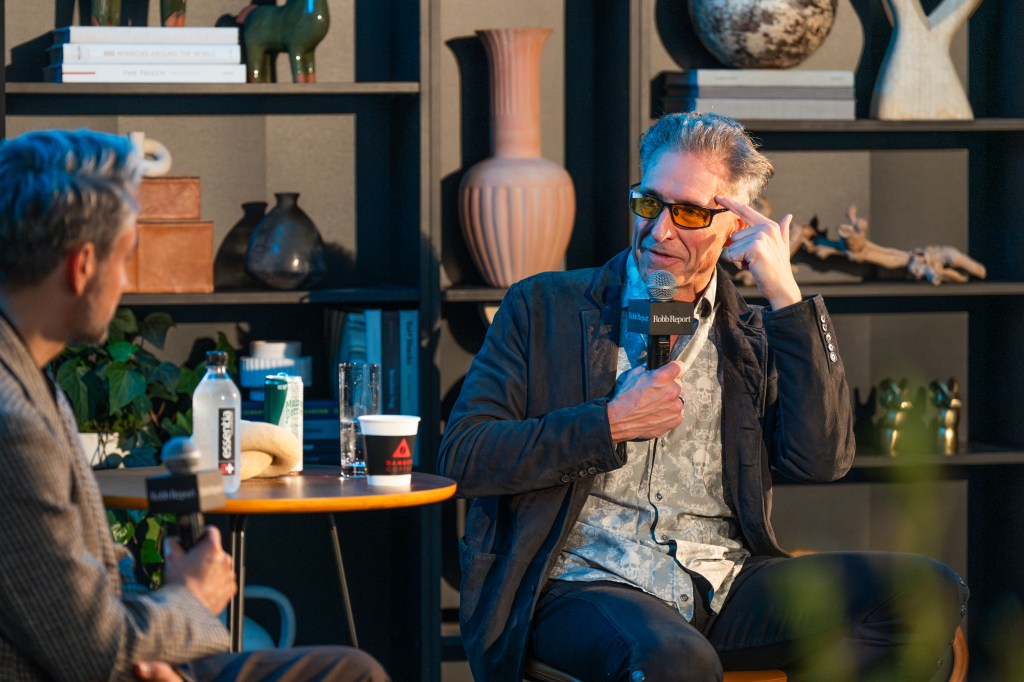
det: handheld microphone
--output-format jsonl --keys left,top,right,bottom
{"left": 147, "top": 436, "right": 226, "bottom": 550}
{"left": 627, "top": 270, "right": 695, "bottom": 370}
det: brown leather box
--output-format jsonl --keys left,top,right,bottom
{"left": 137, "top": 177, "right": 201, "bottom": 221}
{"left": 126, "top": 220, "right": 214, "bottom": 293}
{"left": 124, "top": 248, "right": 139, "bottom": 292}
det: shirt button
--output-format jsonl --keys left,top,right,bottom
{"left": 821, "top": 324, "right": 828, "bottom": 332}
{"left": 560, "top": 475, "right": 570, "bottom": 483}
{"left": 660, "top": 534, "right": 668, "bottom": 542}
{"left": 680, "top": 594, "right": 690, "bottom": 602}
{"left": 829, "top": 352, "right": 838, "bottom": 362}
{"left": 655, "top": 492, "right": 663, "bottom": 501}
{"left": 578, "top": 470, "right": 588, "bottom": 478}
{"left": 825, "top": 333, "right": 832, "bottom": 341}
{"left": 820, "top": 314, "right": 827, "bottom": 323}
{"left": 827, "top": 343, "right": 835, "bottom": 351}
{"left": 588, "top": 467, "right": 597, "bottom": 475}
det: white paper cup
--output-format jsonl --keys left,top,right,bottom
{"left": 357, "top": 415, "right": 419, "bottom": 487}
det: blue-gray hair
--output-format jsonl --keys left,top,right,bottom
{"left": 639, "top": 111, "right": 774, "bottom": 204}
{"left": 0, "top": 129, "right": 141, "bottom": 289}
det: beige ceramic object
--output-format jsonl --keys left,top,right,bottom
{"left": 871, "top": 0, "right": 983, "bottom": 120}
{"left": 459, "top": 28, "right": 576, "bottom": 288}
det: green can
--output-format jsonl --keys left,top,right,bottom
{"left": 264, "top": 373, "right": 304, "bottom": 473}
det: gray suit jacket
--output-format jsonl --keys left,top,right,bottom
{"left": 0, "top": 314, "right": 228, "bottom": 681}
{"left": 439, "top": 249, "right": 855, "bottom": 681}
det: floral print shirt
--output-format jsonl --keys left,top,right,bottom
{"left": 550, "top": 258, "right": 749, "bottom": 619}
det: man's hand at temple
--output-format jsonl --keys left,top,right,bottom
{"left": 717, "top": 195, "right": 802, "bottom": 310}
{"left": 607, "top": 361, "right": 685, "bottom": 443}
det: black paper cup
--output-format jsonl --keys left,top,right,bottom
{"left": 357, "top": 415, "right": 420, "bottom": 486}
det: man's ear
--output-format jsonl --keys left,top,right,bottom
{"left": 66, "top": 242, "right": 97, "bottom": 296}
{"left": 724, "top": 215, "right": 746, "bottom": 245}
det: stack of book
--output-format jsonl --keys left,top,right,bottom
{"left": 45, "top": 25, "right": 244, "bottom": 83}
{"left": 659, "top": 69, "right": 855, "bottom": 121}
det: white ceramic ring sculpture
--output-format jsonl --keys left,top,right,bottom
{"left": 129, "top": 130, "right": 173, "bottom": 177}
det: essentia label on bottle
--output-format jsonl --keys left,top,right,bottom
{"left": 217, "top": 407, "right": 236, "bottom": 475}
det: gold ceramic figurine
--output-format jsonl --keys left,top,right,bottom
{"left": 879, "top": 378, "right": 913, "bottom": 456}
{"left": 930, "top": 378, "right": 962, "bottom": 455}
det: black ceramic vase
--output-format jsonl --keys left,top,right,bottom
{"left": 245, "top": 192, "right": 326, "bottom": 290}
{"left": 215, "top": 201, "right": 266, "bottom": 291}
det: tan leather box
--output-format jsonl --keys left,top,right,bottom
{"left": 137, "top": 177, "right": 201, "bottom": 221}
{"left": 125, "top": 220, "right": 214, "bottom": 293}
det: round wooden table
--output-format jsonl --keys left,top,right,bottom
{"left": 95, "top": 466, "right": 456, "bottom": 513}
{"left": 95, "top": 467, "right": 457, "bottom": 652}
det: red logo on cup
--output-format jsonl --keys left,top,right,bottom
{"left": 392, "top": 438, "right": 412, "bottom": 459}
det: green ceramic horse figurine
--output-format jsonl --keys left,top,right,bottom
{"left": 243, "top": 0, "right": 331, "bottom": 83}
{"left": 90, "top": 0, "right": 121, "bottom": 25}
{"left": 161, "top": 0, "right": 187, "bottom": 26}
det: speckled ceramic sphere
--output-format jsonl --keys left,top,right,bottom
{"left": 689, "top": 0, "right": 838, "bottom": 69}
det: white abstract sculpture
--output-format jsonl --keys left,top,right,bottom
{"left": 128, "top": 130, "right": 173, "bottom": 177}
{"left": 871, "top": 0, "right": 984, "bottom": 120}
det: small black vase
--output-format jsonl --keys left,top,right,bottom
{"left": 245, "top": 192, "right": 327, "bottom": 290}
{"left": 215, "top": 201, "right": 267, "bottom": 291}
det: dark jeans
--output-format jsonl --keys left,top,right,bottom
{"left": 530, "top": 552, "right": 968, "bottom": 682}
{"left": 181, "top": 645, "right": 390, "bottom": 682}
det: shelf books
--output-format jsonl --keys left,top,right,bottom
{"left": 659, "top": 69, "right": 856, "bottom": 121}
{"left": 328, "top": 308, "right": 420, "bottom": 418}
{"left": 46, "top": 25, "right": 244, "bottom": 84}
{"left": 327, "top": 307, "right": 420, "bottom": 465}
{"left": 52, "top": 26, "right": 239, "bottom": 44}
{"left": 51, "top": 43, "right": 241, "bottom": 65}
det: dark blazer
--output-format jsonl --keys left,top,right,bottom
{"left": 438, "top": 249, "right": 855, "bottom": 682}
{"left": 0, "top": 315, "right": 228, "bottom": 681}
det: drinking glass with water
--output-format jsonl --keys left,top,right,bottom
{"left": 338, "top": 362, "right": 380, "bottom": 477}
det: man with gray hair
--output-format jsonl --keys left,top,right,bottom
{"left": 439, "top": 112, "right": 968, "bottom": 681}
{"left": 0, "top": 129, "right": 387, "bottom": 681}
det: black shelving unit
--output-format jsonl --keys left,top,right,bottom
{"left": 1, "top": 2, "right": 442, "bottom": 680}
{"left": 635, "top": 2, "right": 1024, "bottom": 677}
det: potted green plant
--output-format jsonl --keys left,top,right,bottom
{"left": 52, "top": 308, "right": 200, "bottom": 468}
{"left": 51, "top": 307, "right": 236, "bottom": 588}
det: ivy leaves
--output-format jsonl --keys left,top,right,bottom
{"left": 108, "top": 508, "right": 176, "bottom": 589}
{"left": 52, "top": 308, "right": 203, "bottom": 468}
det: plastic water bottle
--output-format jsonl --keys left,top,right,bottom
{"left": 192, "top": 350, "right": 241, "bottom": 493}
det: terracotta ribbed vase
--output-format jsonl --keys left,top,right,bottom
{"left": 459, "top": 28, "right": 576, "bottom": 288}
